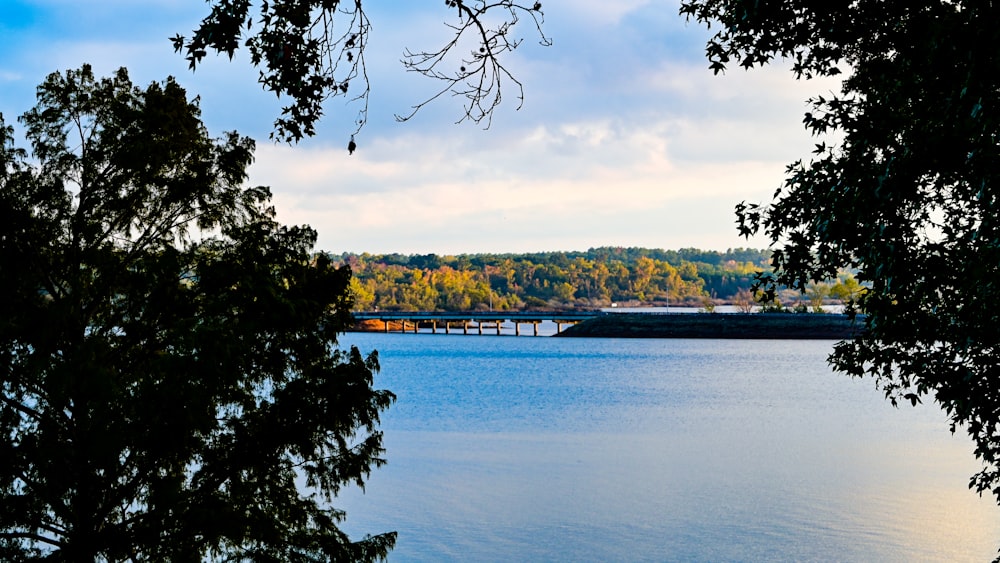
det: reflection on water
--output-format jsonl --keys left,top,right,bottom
{"left": 336, "top": 335, "right": 999, "bottom": 562}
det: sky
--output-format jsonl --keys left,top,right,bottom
{"left": 0, "top": 0, "right": 841, "bottom": 255}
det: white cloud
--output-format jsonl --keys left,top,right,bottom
{"left": 250, "top": 109, "right": 791, "bottom": 253}
{"left": 3, "top": 0, "right": 827, "bottom": 254}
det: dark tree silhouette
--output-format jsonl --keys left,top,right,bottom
{"left": 172, "top": 0, "right": 550, "bottom": 143}
{"left": 682, "top": 0, "right": 1000, "bottom": 507}
{"left": 0, "top": 65, "right": 395, "bottom": 561}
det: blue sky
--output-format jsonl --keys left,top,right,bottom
{"left": 0, "top": 1, "right": 839, "bottom": 254}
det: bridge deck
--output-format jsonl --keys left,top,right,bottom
{"left": 352, "top": 311, "right": 601, "bottom": 322}
{"left": 351, "top": 310, "right": 604, "bottom": 336}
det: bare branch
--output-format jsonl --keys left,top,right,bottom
{"left": 0, "top": 532, "right": 63, "bottom": 548}
{"left": 396, "top": 1, "right": 550, "bottom": 126}
{"left": 174, "top": 1, "right": 549, "bottom": 142}
{"left": 0, "top": 395, "right": 45, "bottom": 423}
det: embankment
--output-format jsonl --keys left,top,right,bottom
{"left": 353, "top": 319, "right": 398, "bottom": 332}
{"left": 555, "top": 313, "right": 864, "bottom": 339}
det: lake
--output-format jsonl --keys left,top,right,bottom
{"left": 335, "top": 333, "right": 1000, "bottom": 562}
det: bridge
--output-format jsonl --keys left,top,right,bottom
{"left": 351, "top": 310, "right": 603, "bottom": 336}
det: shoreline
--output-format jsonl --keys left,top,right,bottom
{"left": 348, "top": 312, "right": 866, "bottom": 339}
{"left": 554, "top": 312, "right": 864, "bottom": 339}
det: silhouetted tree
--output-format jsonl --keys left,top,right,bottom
{"left": 682, "top": 0, "right": 1000, "bottom": 505}
{"left": 0, "top": 65, "right": 395, "bottom": 561}
{"left": 173, "top": 0, "right": 551, "bottom": 143}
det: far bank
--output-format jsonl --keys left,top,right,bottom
{"left": 555, "top": 313, "right": 864, "bottom": 339}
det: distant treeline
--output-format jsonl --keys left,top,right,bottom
{"left": 331, "top": 247, "right": 853, "bottom": 312}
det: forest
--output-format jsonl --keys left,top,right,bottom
{"left": 333, "top": 247, "right": 863, "bottom": 312}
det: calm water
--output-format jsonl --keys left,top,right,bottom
{"left": 335, "top": 334, "right": 1000, "bottom": 562}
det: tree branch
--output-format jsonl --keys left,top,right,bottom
{"left": 396, "top": 0, "right": 550, "bottom": 127}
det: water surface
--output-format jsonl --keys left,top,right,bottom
{"left": 337, "top": 334, "right": 999, "bottom": 562}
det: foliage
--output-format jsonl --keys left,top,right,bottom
{"left": 699, "top": 295, "right": 717, "bottom": 313}
{"left": 337, "top": 247, "right": 780, "bottom": 311}
{"left": 172, "top": 0, "right": 550, "bottom": 143}
{"left": 0, "top": 65, "right": 394, "bottom": 561}
{"left": 682, "top": 0, "right": 1000, "bottom": 504}
{"left": 804, "top": 282, "right": 829, "bottom": 313}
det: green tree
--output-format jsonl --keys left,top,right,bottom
{"left": 400, "top": 269, "right": 438, "bottom": 311}
{"left": 828, "top": 276, "right": 864, "bottom": 307}
{"left": 0, "top": 66, "right": 394, "bottom": 561}
{"left": 805, "top": 281, "right": 830, "bottom": 313}
{"left": 349, "top": 275, "right": 376, "bottom": 310}
{"left": 174, "top": 0, "right": 550, "bottom": 142}
{"left": 682, "top": 1, "right": 1000, "bottom": 504}
{"left": 631, "top": 256, "right": 656, "bottom": 295}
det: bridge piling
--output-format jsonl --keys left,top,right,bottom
{"left": 353, "top": 311, "right": 600, "bottom": 337}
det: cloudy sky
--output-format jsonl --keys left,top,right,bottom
{"left": 1, "top": 0, "right": 840, "bottom": 255}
